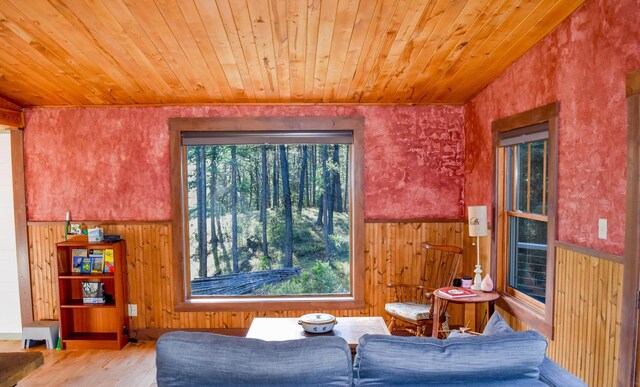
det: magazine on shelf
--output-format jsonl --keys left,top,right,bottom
{"left": 71, "top": 249, "right": 88, "bottom": 273}
{"left": 81, "top": 281, "right": 105, "bottom": 304}
{"left": 90, "top": 249, "right": 104, "bottom": 273}
{"left": 103, "top": 249, "right": 115, "bottom": 273}
{"left": 438, "top": 286, "right": 477, "bottom": 299}
{"left": 80, "top": 257, "right": 93, "bottom": 274}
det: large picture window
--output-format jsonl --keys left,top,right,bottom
{"left": 170, "top": 117, "right": 364, "bottom": 311}
{"left": 493, "top": 103, "right": 558, "bottom": 336}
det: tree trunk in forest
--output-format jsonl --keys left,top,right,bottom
{"left": 324, "top": 145, "right": 334, "bottom": 236}
{"left": 333, "top": 145, "right": 343, "bottom": 213}
{"left": 196, "top": 147, "right": 208, "bottom": 278}
{"left": 311, "top": 145, "right": 316, "bottom": 205}
{"left": 209, "top": 149, "right": 221, "bottom": 275}
{"left": 279, "top": 145, "right": 293, "bottom": 268}
{"left": 321, "top": 145, "right": 331, "bottom": 261}
{"left": 272, "top": 147, "right": 279, "bottom": 208}
{"left": 250, "top": 161, "right": 262, "bottom": 211}
{"left": 231, "top": 145, "right": 239, "bottom": 273}
{"left": 316, "top": 194, "right": 324, "bottom": 225}
{"left": 297, "top": 145, "right": 308, "bottom": 214}
{"left": 217, "top": 216, "right": 230, "bottom": 272}
{"left": 306, "top": 151, "right": 311, "bottom": 206}
{"left": 344, "top": 148, "right": 349, "bottom": 212}
{"left": 260, "top": 145, "right": 269, "bottom": 259}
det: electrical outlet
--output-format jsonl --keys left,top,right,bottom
{"left": 598, "top": 218, "right": 607, "bottom": 240}
{"left": 128, "top": 304, "right": 137, "bottom": 317}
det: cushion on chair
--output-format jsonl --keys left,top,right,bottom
{"left": 385, "top": 302, "right": 431, "bottom": 321}
{"left": 156, "top": 331, "right": 353, "bottom": 386}
{"left": 353, "top": 331, "right": 548, "bottom": 386}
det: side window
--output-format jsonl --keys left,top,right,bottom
{"left": 504, "top": 138, "right": 548, "bottom": 306}
{"left": 493, "top": 104, "right": 558, "bottom": 336}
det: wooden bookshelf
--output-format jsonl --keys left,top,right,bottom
{"left": 56, "top": 237, "right": 129, "bottom": 350}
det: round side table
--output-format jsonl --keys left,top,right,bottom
{"left": 432, "top": 288, "right": 500, "bottom": 337}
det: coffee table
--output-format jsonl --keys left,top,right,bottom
{"left": 246, "top": 316, "right": 390, "bottom": 354}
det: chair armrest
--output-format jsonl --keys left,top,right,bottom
{"left": 538, "top": 357, "right": 586, "bottom": 386}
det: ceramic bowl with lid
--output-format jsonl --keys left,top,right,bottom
{"left": 298, "top": 313, "right": 337, "bottom": 334}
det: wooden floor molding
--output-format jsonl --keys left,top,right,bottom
{"left": 0, "top": 340, "right": 157, "bottom": 386}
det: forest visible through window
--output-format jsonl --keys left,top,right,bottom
{"left": 185, "top": 143, "right": 351, "bottom": 297}
{"left": 506, "top": 140, "right": 548, "bottom": 303}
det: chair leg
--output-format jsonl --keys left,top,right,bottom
{"left": 387, "top": 317, "right": 396, "bottom": 333}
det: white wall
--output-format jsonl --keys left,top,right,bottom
{"left": 0, "top": 132, "right": 22, "bottom": 335}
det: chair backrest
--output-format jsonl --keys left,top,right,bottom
{"left": 419, "top": 243, "right": 463, "bottom": 290}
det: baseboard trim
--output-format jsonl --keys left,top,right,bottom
{"left": 0, "top": 333, "right": 23, "bottom": 340}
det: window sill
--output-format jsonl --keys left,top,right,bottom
{"left": 496, "top": 291, "right": 553, "bottom": 338}
{"left": 174, "top": 296, "right": 366, "bottom": 312}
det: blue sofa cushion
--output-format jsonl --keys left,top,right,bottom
{"left": 353, "top": 331, "right": 548, "bottom": 386}
{"left": 156, "top": 331, "right": 353, "bottom": 386}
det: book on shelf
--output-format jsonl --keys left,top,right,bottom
{"left": 80, "top": 257, "right": 93, "bottom": 274}
{"left": 103, "top": 249, "right": 115, "bottom": 273}
{"left": 90, "top": 249, "right": 104, "bottom": 273}
{"left": 82, "top": 281, "right": 105, "bottom": 304}
{"left": 438, "top": 287, "right": 477, "bottom": 299}
{"left": 71, "top": 249, "right": 88, "bottom": 273}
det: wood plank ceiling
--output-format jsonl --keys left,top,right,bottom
{"left": 0, "top": 0, "right": 585, "bottom": 107}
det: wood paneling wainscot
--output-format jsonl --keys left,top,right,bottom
{"left": 28, "top": 221, "right": 469, "bottom": 332}
{"left": 497, "top": 245, "right": 623, "bottom": 387}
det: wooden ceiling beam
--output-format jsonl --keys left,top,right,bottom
{"left": 0, "top": 94, "right": 23, "bottom": 129}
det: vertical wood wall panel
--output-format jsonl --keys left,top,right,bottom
{"left": 497, "top": 246, "right": 623, "bottom": 387}
{"left": 28, "top": 221, "right": 466, "bottom": 330}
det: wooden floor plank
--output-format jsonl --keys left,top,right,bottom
{"left": 0, "top": 340, "right": 156, "bottom": 387}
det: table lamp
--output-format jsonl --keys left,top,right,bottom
{"left": 468, "top": 205, "right": 488, "bottom": 291}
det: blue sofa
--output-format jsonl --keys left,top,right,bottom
{"left": 156, "top": 314, "right": 585, "bottom": 386}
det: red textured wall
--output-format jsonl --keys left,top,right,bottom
{"left": 465, "top": 0, "right": 640, "bottom": 255}
{"left": 24, "top": 105, "right": 464, "bottom": 222}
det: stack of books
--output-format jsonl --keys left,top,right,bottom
{"left": 437, "top": 287, "right": 478, "bottom": 299}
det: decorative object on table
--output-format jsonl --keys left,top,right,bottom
{"left": 298, "top": 313, "right": 337, "bottom": 333}
{"left": 468, "top": 205, "right": 488, "bottom": 291}
{"left": 437, "top": 286, "right": 477, "bottom": 299}
{"left": 82, "top": 281, "right": 105, "bottom": 304}
{"left": 87, "top": 227, "right": 104, "bottom": 242}
{"left": 460, "top": 276, "right": 472, "bottom": 289}
{"left": 386, "top": 243, "right": 463, "bottom": 337}
{"left": 452, "top": 278, "right": 462, "bottom": 287}
{"left": 481, "top": 274, "right": 494, "bottom": 292}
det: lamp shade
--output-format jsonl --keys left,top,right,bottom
{"left": 468, "top": 206, "right": 488, "bottom": 237}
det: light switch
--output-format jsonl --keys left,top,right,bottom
{"left": 128, "top": 304, "right": 138, "bottom": 317}
{"left": 598, "top": 218, "right": 607, "bottom": 240}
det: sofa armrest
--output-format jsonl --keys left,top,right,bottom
{"left": 539, "top": 357, "right": 586, "bottom": 387}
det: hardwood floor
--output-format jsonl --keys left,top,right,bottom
{"left": 0, "top": 340, "right": 156, "bottom": 386}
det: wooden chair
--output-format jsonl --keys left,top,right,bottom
{"left": 385, "top": 243, "right": 463, "bottom": 337}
